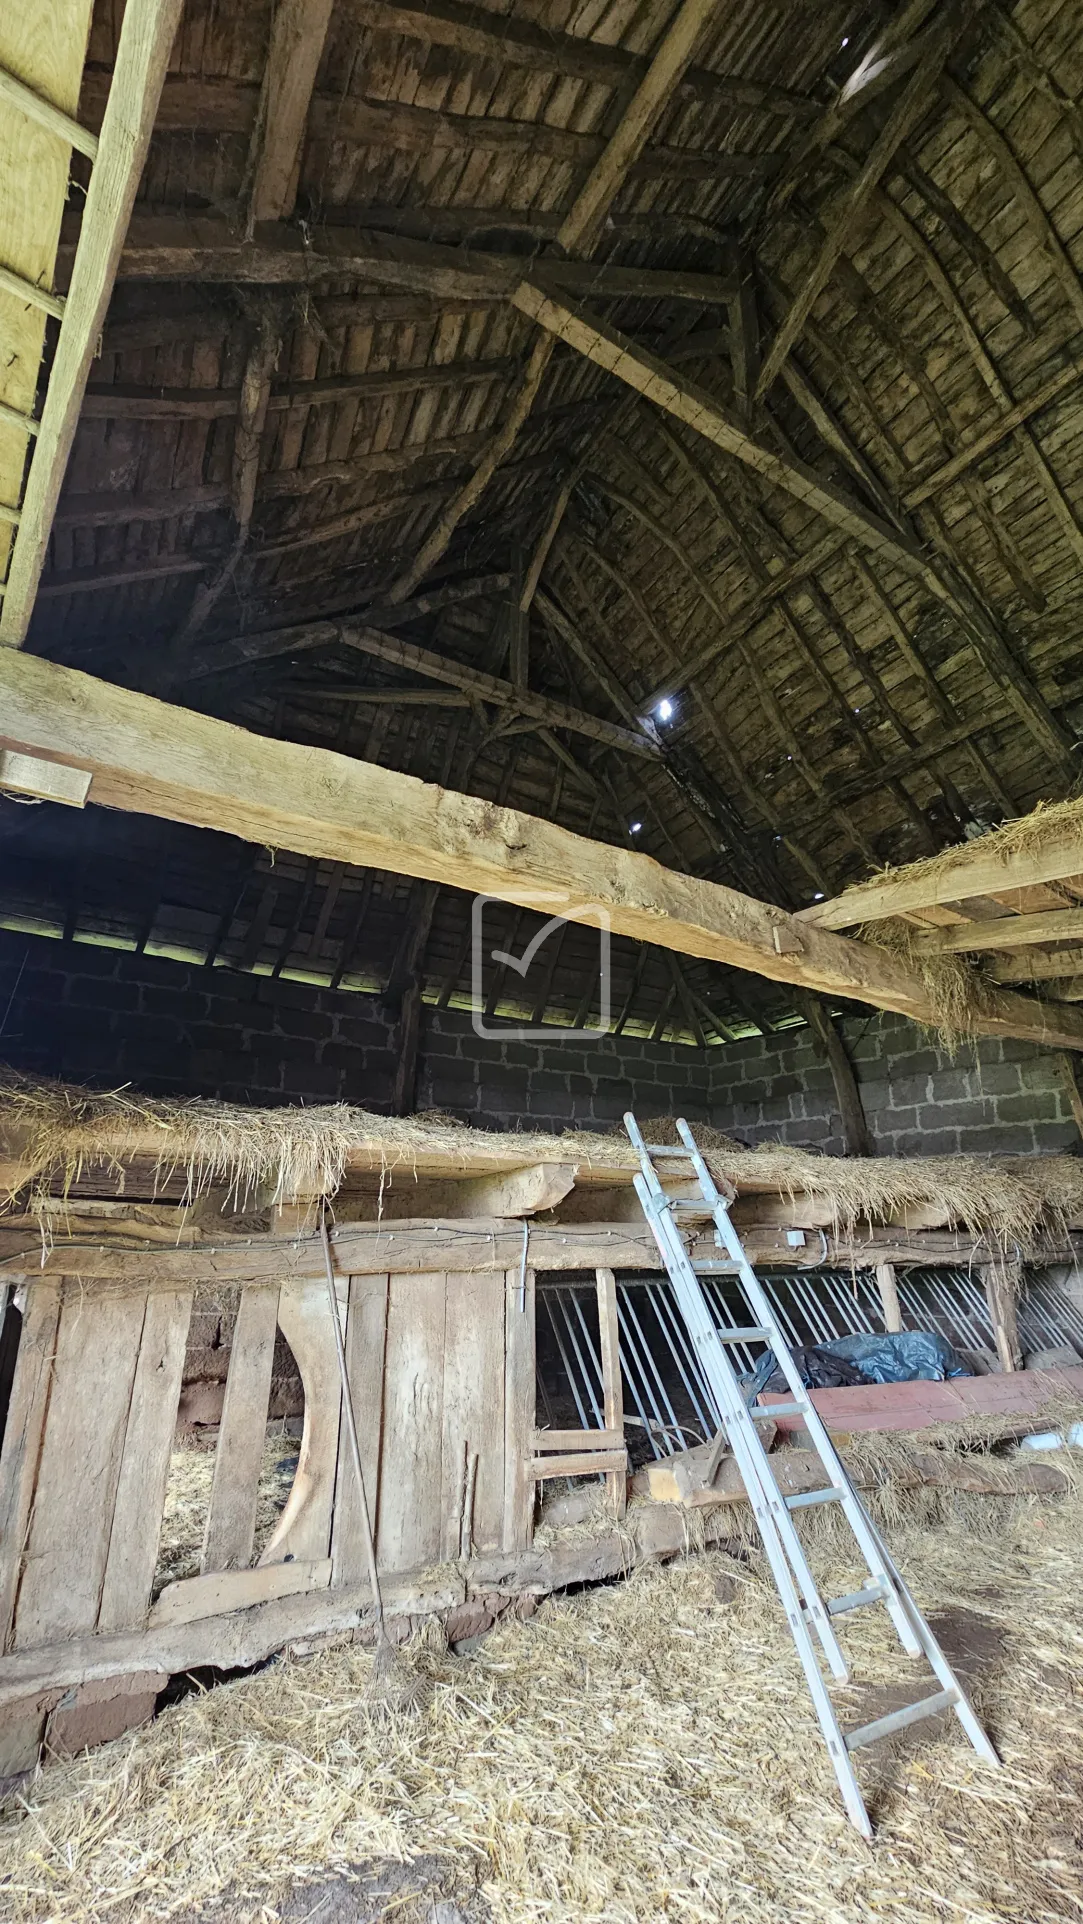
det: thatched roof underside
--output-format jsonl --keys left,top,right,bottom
{"left": 4, "top": 0, "right": 1083, "bottom": 1044}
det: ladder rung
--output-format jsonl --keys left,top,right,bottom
{"left": 785, "top": 1487, "right": 843, "bottom": 1511}
{"left": 827, "top": 1578, "right": 889, "bottom": 1616}
{"left": 693, "top": 1261, "right": 741, "bottom": 1274}
{"left": 669, "top": 1199, "right": 714, "bottom": 1212}
{"left": 843, "top": 1687, "right": 958, "bottom": 1753}
{"left": 751, "top": 1401, "right": 803, "bottom": 1419}
{"left": 644, "top": 1144, "right": 694, "bottom": 1156}
{"left": 715, "top": 1326, "right": 770, "bottom": 1343}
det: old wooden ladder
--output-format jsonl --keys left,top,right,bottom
{"left": 624, "top": 1111, "right": 1000, "bottom": 1836}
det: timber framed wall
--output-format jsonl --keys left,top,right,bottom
{"left": 1, "top": 927, "right": 1078, "bottom": 1156}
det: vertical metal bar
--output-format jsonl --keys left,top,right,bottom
{"left": 542, "top": 1293, "right": 592, "bottom": 1431}
{"left": 566, "top": 1288, "right": 606, "bottom": 1426}
{"left": 649, "top": 1279, "right": 718, "bottom": 1434}
{"left": 757, "top": 1275, "right": 804, "bottom": 1348}
{"left": 616, "top": 1284, "right": 675, "bottom": 1456}
{"left": 619, "top": 1282, "right": 684, "bottom": 1441}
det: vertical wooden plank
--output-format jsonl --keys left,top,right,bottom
{"left": 441, "top": 1270, "right": 505, "bottom": 1560}
{"left": 875, "top": 1261, "right": 903, "bottom": 1334}
{"left": 13, "top": 1290, "right": 147, "bottom": 1648}
{"left": 98, "top": 1289, "right": 193, "bottom": 1629}
{"left": 202, "top": 1284, "right": 280, "bottom": 1573}
{"left": 377, "top": 1272, "right": 445, "bottom": 1573}
{"left": 330, "top": 1274, "right": 388, "bottom": 1588}
{"left": 0, "top": 1281, "right": 61, "bottom": 1648}
{"left": 503, "top": 1267, "right": 536, "bottom": 1553}
{"left": 259, "top": 1277, "right": 341, "bottom": 1565}
{"left": 596, "top": 1267, "right": 626, "bottom": 1518}
{"left": 983, "top": 1260, "right": 1023, "bottom": 1373}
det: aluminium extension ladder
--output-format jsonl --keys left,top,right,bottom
{"left": 624, "top": 1112, "right": 1000, "bottom": 1837}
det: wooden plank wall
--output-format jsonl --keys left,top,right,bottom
{"left": 0, "top": 1261, "right": 540, "bottom": 1692}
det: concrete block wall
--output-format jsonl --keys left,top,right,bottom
{"left": 709, "top": 1011, "right": 1080, "bottom": 1158}
{"left": 0, "top": 928, "right": 1078, "bottom": 1156}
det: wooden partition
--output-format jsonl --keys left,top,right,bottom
{"left": 0, "top": 1260, "right": 574, "bottom": 1774}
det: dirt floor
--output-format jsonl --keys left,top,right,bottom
{"left": 1, "top": 1469, "right": 1082, "bottom": 1923}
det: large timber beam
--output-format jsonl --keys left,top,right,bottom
{"left": 92, "top": 215, "right": 737, "bottom": 304}
{"left": 2, "top": 653, "right": 1082, "bottom": 1050}
{"left": 510, "top": 283, "right": 927, "bottom": 574}
{"left": 800, "top": 805, "right": 1083, "bottom": 930}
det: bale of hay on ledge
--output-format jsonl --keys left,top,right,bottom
{"left": 3, "top": 1070, "right": 1083, "bottom": 1251}
{"left": 1, "top": 1459, "right": 1080, "bottom": 1922}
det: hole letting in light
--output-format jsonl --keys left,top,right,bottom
{"left": 629, "top": 820, "right": 643, "bottom": 834}
{"left": 841, "top": 35, "right": 849, "bottom": 46}
{"left": 655, "top": 697, "right": 675, "bottom": 723}
{"left": 813, "top": 891, "right": 824, "bottom": 900}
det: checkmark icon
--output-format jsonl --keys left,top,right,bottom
{"left": 490, "top": 913, "right": 570, "bottom": 977}
{"left": 470, "top": 892, "right": 611, "bottom": 1038}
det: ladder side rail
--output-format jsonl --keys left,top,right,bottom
{"left": 675, "top": 1120, "right": 925, "bottom": 1658}
{"left": 634, "top": 1173, "right": 850, "bottom": 1681}
{"left": 848, "top": 1491, "right": 1000, "bottom": 1766}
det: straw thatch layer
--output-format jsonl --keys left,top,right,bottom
{"left": 1, "top": 1450, "right": 1080, "bottom": 1922}
{"left": 2, "top": 1072, "right": 1083, "bottom": 1251}
{"left": 840, "top": 794, "right": 1083, "bottom": 906}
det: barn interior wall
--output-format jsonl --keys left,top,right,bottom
{"left": 0, "top": 928, "right": 1077, "bottom": 1157}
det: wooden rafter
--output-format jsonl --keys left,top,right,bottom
{"left": 244, "top": 0, "right": 335, "bottom": 228}
{"left": 753, "top": 20, "right": 961, "bottom": 402}
{"left": 3, "top": 650, "right": 1082, "bottom": 1048}
{"left": 383, "top": 0, "right": 727, "bottom": 606}
{"left": 0, "top": 0, "right": 184, "bottom": 647}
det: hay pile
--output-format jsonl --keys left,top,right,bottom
{"left": 3, "top": 1071, "right": 1083, "bottom": 1252}
{"left": 1, "top": 1464, "right": 1081, "bottom": 1922}
{"left": 154, "top": 1433, "right": 299, "bottom": 1594}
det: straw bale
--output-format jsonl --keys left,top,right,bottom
{"left": 0, "top": 1442, "right": 1080, "bottom": 1923}
{"left": 3, "top": 1070, "right": 1083, "bottom": 1253}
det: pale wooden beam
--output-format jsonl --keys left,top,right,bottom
{"left": 510, "top": 283, "right": 927, "bottom": 575}
{"left": 384, "top": 0, "right": 726, "bottom": 605}
{"left": 0, "top": 64, "right": 98, "bottom": 159}
{"left": 875, "top": 1262, "right": 903, "bottom": 1334}
{"left": 754, "top": 22, "right": 959, "bottom": 402}
{"left": 801, "top": 810, "right": 1083, "bottom": 930}
{"left": 307, "top": 624, "right": 662, "bottom": 758}
{"left": 0, "top": 0, "right": 96, "bottom": 596}
{"left": 918, "top": 907, "right": 1083, "bottom": 954}
{"left": 0, "top": 0, "right": 184, "bottom": 648}
{"left": 245, "top": 0, "right": 336, "bottom": 227}
{"left": 989, "top": 947, "right": 1083, "bottom": 985}
{"left": 3, "top": 651, "right": 1083, "bottom": 1050}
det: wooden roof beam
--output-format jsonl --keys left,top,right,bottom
{"left": 2, "top": 651, "right": 1082, "bottom": 1051}
{"left": 0, "top": 0, "right": 184, "bottom": 648}
{"left": 754, "top": 20, "right": 960, "bottom": 402}
{"left": 245, "top": 0, "right": 335, "bottom": 228}
{"left": 384, "top": 0, "right": 727, "bottom": 605}
{"left": 800, "top": 810, "right": 1083, "bottom": 930}
{"left": 98, "top": 214, "right": 737, "bottom": 304}
{"left": 349, "top": 0, "right": 817, "bottom": 120}
{"left": 510, "top": 284, "right": 927, "bottom": 574}
{"left": 917, "top": 908, "right": 1083, "bottom": 955}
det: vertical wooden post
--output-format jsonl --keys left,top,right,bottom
{"left": 0, "top": 1281, "right": 60, "bottom": 1649}
{"left": 595, "top": 1268, "right": 626, "bottom": 1517}
{"left": 983, "top": 1258, "right": 1023, "bottom": 1373}
{"left": 875, "top": 1261, "right": 903, "bottom": 1334}
{"left": 503, "top": 1265, "right": 536, "bottom": 1551}
{"left": 202, "top": 1283, "right": 280, "bottom": 1572}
